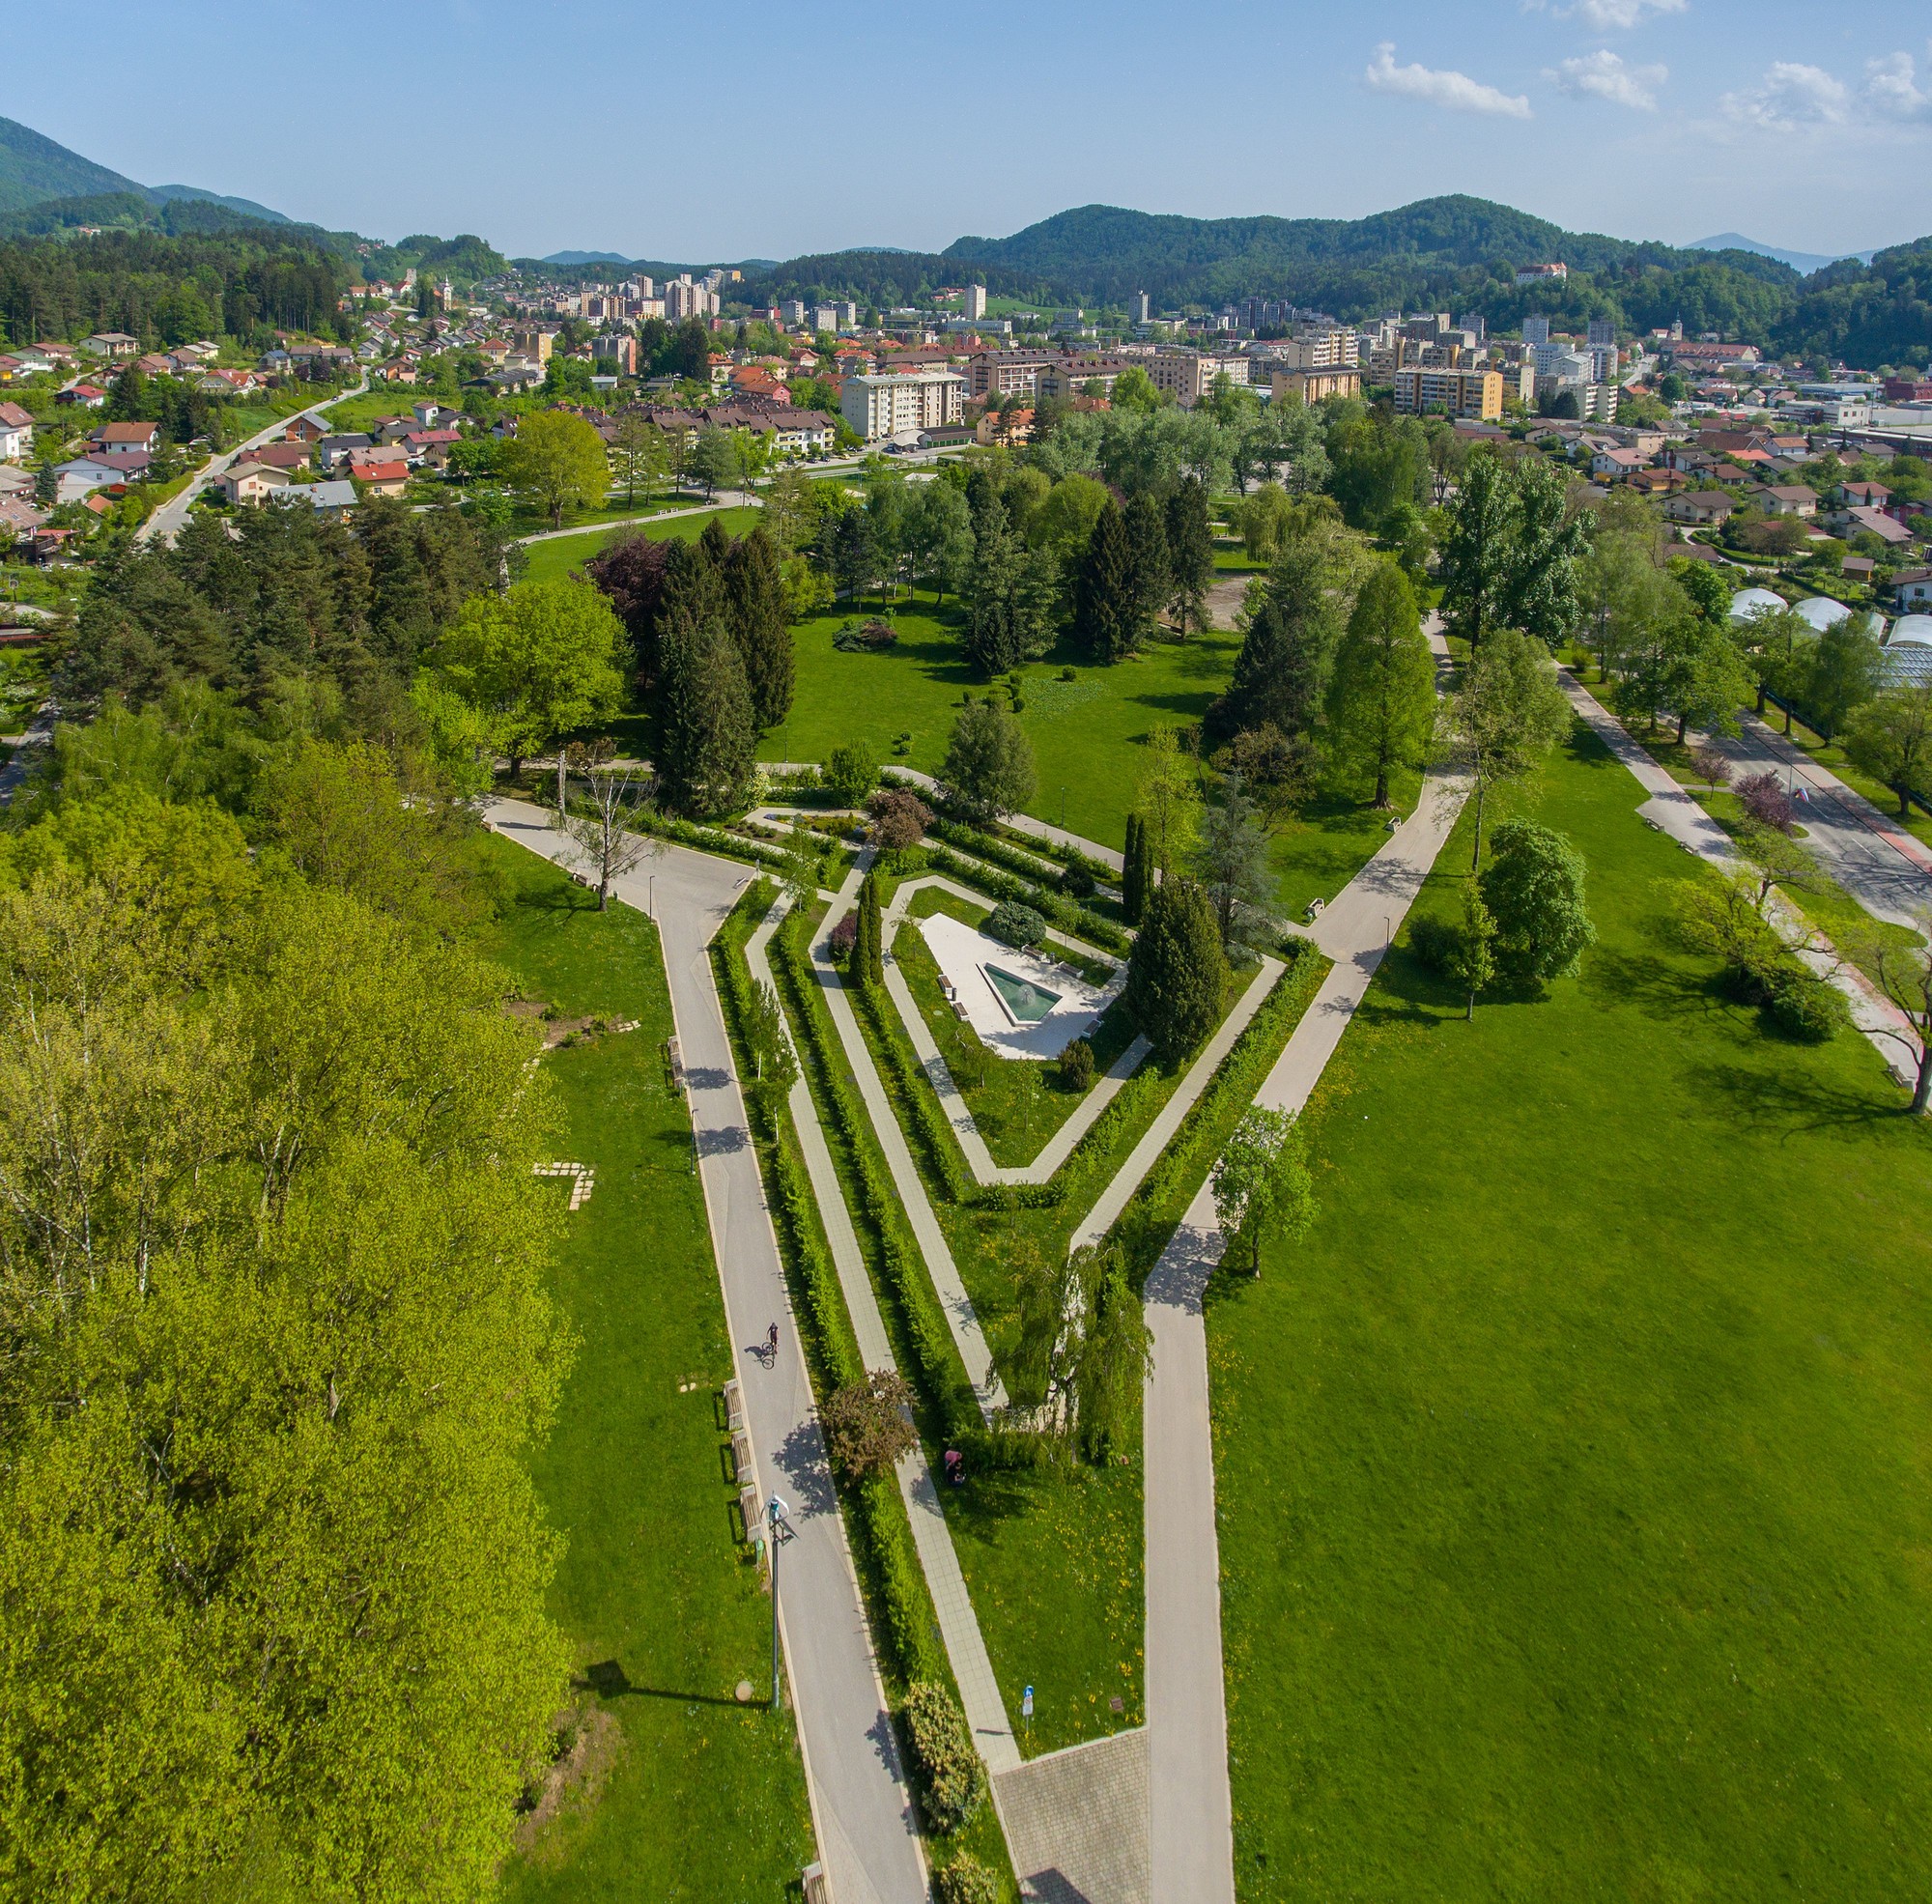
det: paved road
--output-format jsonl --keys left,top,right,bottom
{"left": 140, "top": 377, "right": 370, "bottom": 547}
{"left": 1703, "top": 714, "right": 1932, "bottom": 932}
{"left": 487, "top": 799, "right": 926, "bottom": 1904}
{"left": 1562, "top": 676, "right": 1921, "bottom": 1092}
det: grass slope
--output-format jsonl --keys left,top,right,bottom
{"left": 482, "top": 842, "right": 815, "bottom": 1901}
{"left": 1211, "top": 721, "right": 1932, "bottom": 1899}
{"left": 522, "top": 506, "right": 760, "bottom": 585}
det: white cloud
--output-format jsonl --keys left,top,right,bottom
{"left": 1864, "top": 48, "right": 1931, "bottom": 121}
{"left": 1364, "top": 43, "right": 1533, "bottom": 119}
{"left": 1719, "top": 61, "right": 1850, "bottom": 131}
{"left": 1548, "top": 49, "right": 1666, "bottom": 109}
{"left": 1563, "top": 0, "right": 1686, "bottom": 30}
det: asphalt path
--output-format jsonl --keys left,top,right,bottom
{"left": 485, "top": 798, "right": 926, "bottom": 1904}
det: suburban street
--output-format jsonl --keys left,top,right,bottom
{"left": 1706, "top": 713, "right": 1932, "bottom": 931}
{"left": 484, "top": 798, "right": 927, "bottom": 1904}
{"left": 139, "top": 375, "right": 368, "bottom": 547}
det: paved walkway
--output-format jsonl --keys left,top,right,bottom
{"left": 745, "top": 893, "right": 1021, "bottom": 1778}
{"left": 1136, "top": 623, "right": 1465, "bottom": 1904}
{"left": 863, "top": 765, "right": 1124, "bottom": 874}
{"left": 486, "top": 800, "right": 925, "bottom": 1904}
{"left": 1559, "top": 674, "right": 1921, "bottom": 1091}
{"left": 810, "top": 856, "right": 1010, "bottom": 1420}
{"left": 880, "top": 876, "right": 1148, "bottom": 1188}
{"left": 1067, "top": 956, "right": 1284, "bottom": 1255}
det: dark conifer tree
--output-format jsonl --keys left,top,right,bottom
{"left": 723, "top": 525, "right": 794, "bottom": 730}
{"left": 654, "top": 614, "right": 755, "bottom": 816}
{"left": 1072, "top": 499, "right": 1136, "bottom": 664}
{"left": 1164, "top": 477, "right": 1214, "bottom": 636}
{"left": 1214, "top": 542, "right": 1332, "bottom": 743}
{"left": 1122, "top": 491, "right": 1171, "bottom": 647}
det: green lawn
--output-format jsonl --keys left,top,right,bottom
{"left": 523, "top": 506, "right": 761, "bottom": 585}
{"left": 1211, "top": 718, "right": 1932, "bottom": 1899}
{"left": 481, "top": 842, "right": 816, "bottom": 1902}
{"left": 766, "top": 603, "right": 1239, "bottom": 853}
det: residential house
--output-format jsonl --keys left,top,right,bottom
{"left": 315, "top": 433, "right": 374, "bottom": 469}
{"left": 216, "top": 464, "right": 292, "bottom": 506}
{"left": 1756, "top": 484, "right": 1817, "bottom": 518}
{"left": 1591, "top": 446, "right": 1651, "bottom": 481}
{"left": 235, "top": 442, "right": 310, "bottom": 472}
{"left": 976, "top": 408, "right": 1036, "bottom": 447}
{"left": 1663, "top": 445, "right": 1717, "bottom": 476}
{"left": 134, "top": 353, "right": 175, "bottom": 378}
{"left": 51, "top": 456, "right": 128, "bottom": 503}
{"left": 57, "top": 384, "right": 108, "bottom": 410}
{"left": 1839, "top": 504, "right": 1914, "bottom": 548}
{"left": 0, "top": 497, "right": 47, "bottom": 544}
{"left": 1662, "top": 491, "right": 1735, "bottom": 526}
{"left": 1628, "top": 469, "right": 1684, "bottom": 496}
{"left": 0, "top": 403, "right": 34, "bottom": 462}
{"left": 412, "top": 400, "right": 462, "bottom": 429}
{"left": 1889, "top": 567, "right": 1932, "bottom": 611}
{"left": 768, "top": 411, "right": 837, "bottom": 457}
{"left": 87, "top": 449, "right": 152, "bottom": 482}
{"left": 285, "top": 414, "right": 330, "bottom": 444}
{"left": 88, "top": 420, "right": 160, "bottom": 455}
{"left": 1835, "top": 480, "right": 1891, "bottom": 510}
{"left": 297, "top": 479, "right": 358, "bottom": 517}
{"left": 350, "top": 458, "right": 410, "bottom": 497}
{"left": 82, "top": 332, "right": 140, "bottom": 359}
{"left": 399, "top": 429, "right": 460, "bottom": 469}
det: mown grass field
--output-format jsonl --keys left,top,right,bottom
{"left": 1210, "top": 718, "right": 1932, "bottom": 1900}
{"left": 481, "top": 841, "right": 815, "bottom": 1902}
{"left": 521, "top": 506, "right": 761, "bottom": 585}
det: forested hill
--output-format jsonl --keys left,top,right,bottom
{"left": 941, "top": 197, "right": 1796, "bottom": 301}
{"left": 0, "top": 114, "right": 290, "bottom": 226}
{"left": 745, "top": 195, "right": 1930, "bottom": 368}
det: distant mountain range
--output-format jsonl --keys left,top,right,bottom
{"left": 0, "top": 114, "right": 288, "bottom": 226}
{"left": 1690, "top": 233, "right": 1879, "bottom": 275}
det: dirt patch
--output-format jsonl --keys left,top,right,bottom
{"left": 1205, "top": 574, "right": 1257, "bottom": 631}
{"left": 503, "top": 997, "right": 640, "bottom": 1049}
{"left": 514, "top": 1702, "right": 622, "bottom": 1861}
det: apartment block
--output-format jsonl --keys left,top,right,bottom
{"left": 964, "top": 284, "right": 987, "bottom": 320}
{"left": 1270, "top": 367, "right": 1363, "bottom": 405}
{"left": 1268, "top": 327, "right": 1359, "bottom": 371}
{"left": 964, "top": 350, "right": 1057, "bottom": 400}
{"left": 841, "top": 370, "right": 966, "bottom": 440}
{"left": 1146, "top": 352, "right": 1248, "bottom": 405}
{"left": 1392, "top": 366, "right": 1505, "bottom": 422}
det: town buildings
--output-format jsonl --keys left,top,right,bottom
{"left": 841, "top": 370, "right": 966, "bottom": 440}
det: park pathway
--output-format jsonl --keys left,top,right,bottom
{"left": 1558, "top": 673, "right": 1921, "bottom": 1091}
{"left": 485, "top": 799, "right": 925, "bottom": 1904}
{"left": 744, "top": 891, "right": 1022, "bottom": 1779}
{"left": 1138, "top": 625, "right": 1465, "bottom": 1903}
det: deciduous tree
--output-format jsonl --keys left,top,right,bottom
{"left": 1478, "top": 818, "right": 1595, "bottom": 982}
{"left": 941, "top": 696, "right": 1036, "bottom": 821}
{"left": 500, "top": 409, "right": 611, "bottom": 527}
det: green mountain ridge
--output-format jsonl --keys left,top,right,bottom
{"left": 0, "top": 114, "right": 290, "bottom": 228}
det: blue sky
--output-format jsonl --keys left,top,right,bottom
{"left": 12, "top": 0, "right": 1932, "bottom": 263}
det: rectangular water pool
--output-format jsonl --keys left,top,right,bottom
{"left": 984, "top": 963, "right": 1062, "bottom": 1025}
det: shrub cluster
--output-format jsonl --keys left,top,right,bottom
{"left": 901, "top": 1682, "right": 988, "bottom": 1833}
{"left": 985, "top": 899, "right": 1047, "bottom": 949}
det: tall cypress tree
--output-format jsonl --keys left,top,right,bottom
{"left": 1072, "top": 498, "right": 1136, "bottom": 664}
{"left": 1122, "top": 492, "right": 1170, "bottom": 648}
{"left": 1214, "top": 542, "right": 1332, "bottom": 743}
{"left": 864, "top": 875, "right": 885, "bottom": 985}
{"left": 1164, "top": 478, "right": 1214, "bottom": 636}
{"left": 723, "top": 525, "right": 794, "bottom": 731}
{"left": 1122, "top": 812, "right": 1145, "bottom": 924}
{"left": 654, "top": 614, "right": 755, "bottom": 816}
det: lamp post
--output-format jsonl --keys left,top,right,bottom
{"left": 766, "top": 1494, "right": 791, "bottom": 1711}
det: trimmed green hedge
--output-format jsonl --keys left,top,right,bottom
{"left": 771, "top": 917, "right": 984, "bottom": 1449}
{"left": 923, "top": 840, "right": 1128, "bottom": 955}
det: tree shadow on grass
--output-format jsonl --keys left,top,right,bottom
{"left": 575, "top": 1660, "right": 750, "bottom": 1709}
{"left": 1578, "top": 947, "right": 1728, "bottom": 1023}
{"left": 512, "top": 882, "right": 600, "bottom": 921}
{"left": 1687, "top": 1060, "right": 1903, "bottom": 1137}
